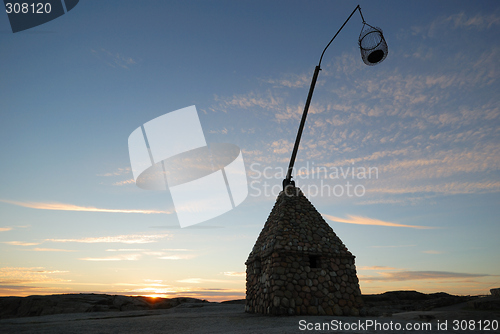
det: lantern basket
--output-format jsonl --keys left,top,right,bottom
{"left": 359, "top": 23, "right": 388, "bottom": 66}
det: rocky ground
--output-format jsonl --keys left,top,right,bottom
{"left": 0, "top": 291, "right": 498, "bottom": 333}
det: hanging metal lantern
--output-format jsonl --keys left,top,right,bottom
{"left": 358, "top": 23, "right": 388, "bottom": 66}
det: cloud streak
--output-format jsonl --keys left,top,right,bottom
{"left": 3, "top": 241, "right": 41, "bottom": 246}
{"left": 91, "top": 49, "right": 137, "bottom": 69}
{"left": 157, "top": 254, "right": 196, "bottom": 260}
{"left": 97, "top": 167, "right": 131, "bottom": 177}
{"left": 0, "top": 267, "right": 69, "bottom": 284}
{"left": 223, "top": 272, "right": 245, "bottom": 277}
{"left": 80, "top": 254, "right": 141, "bottom": 261}
{"left": 370, "top": 181, "right": 500, "bottom": 196}
{"left": 422, "top": 250, "right": 443, "bottom": 254}
{"left": 324, "top": 214, "right": 434, "bottom": 229}
{"left": 46, "top": 233, "right": 170, "bottom": 244}
{"left": 357, "top": 266, "right": 396, "bottom": 271}
{"left": 112, "top": 179, "right": 135, "bottom": 186}
{"left": 106, "top": 248, "right": 147, "bottom": 252}
{"left": 32, "top": 248, "right": 76, "bottom": 252}
{"left": 0, "top": 199, "right": 171, "bottom": 214}
{"left": 436, "top": 12, "right": 500, "bottom": 33}
{"left": 176, "top": 278, "right": 243, "bottom": 284}
{"left": 362, "top": 271, "right": 491, "bottom": 282}
{"left": 264, "top": 73, "right": 310, "bottom": 88}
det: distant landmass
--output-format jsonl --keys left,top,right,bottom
{"left": 0, "top": 294, "right": 208, "bottom": 319}
{"left": 0, "top": 290, "right": 498, "bottom": 319}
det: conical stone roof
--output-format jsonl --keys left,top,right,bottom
{"left": 246, "top": 186, "right": 352, "bottom": 264}
{"left": 245, "top": 186, "right": 363, "bottom": 316}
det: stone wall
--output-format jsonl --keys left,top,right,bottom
{"left": 245, "top": 186, "right": 363, "bottom": 316}
{"left": 246, "top": 251, "right": 363, "bottom": 315}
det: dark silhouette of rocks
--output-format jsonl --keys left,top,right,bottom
{"left": 468, "top": 296, "right": 500, "bottom": 310}
{"left": 362, "top": 290, "right": 476, "bottom": 315}
{"left": 0, "top": 290, "right": 498, "bottom": 323}
{"left": 220, "top": 299, "right": 246, "bottom": 304}
{"left": 0, "top": 294, "right": 208, "bottom": 319}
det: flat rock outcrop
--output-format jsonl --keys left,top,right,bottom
{"left": 467, "top": 296, "right": 500, "bottom": 310}
{"left": 362, "top": 291, "right": 475, "bottom": 315}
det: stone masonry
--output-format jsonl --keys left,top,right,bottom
{"left": 245, "top": 186, "right": 363, "bottom": 316}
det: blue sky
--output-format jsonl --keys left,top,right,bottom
{"left": 0, "top": 0, "right": 499, "bottom": 300}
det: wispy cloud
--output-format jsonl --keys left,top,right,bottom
{"left": 370, "top": 181, "right": 500, "bottom": 196}
{"left": 176, "top": 278, "right": 202, "bottom": 284}
{"left": 157, "top": 254, "right": 196, "bottom": 260}
{"left": 357, "top": 266, "right": 396, "bottom": 271}
{"left": 78, "top": 248, "right": 194, "bottom": 261}
{"left": 112, "top": 179, "right": 135, "bottom": 186}
{"left": 223, "top": 272, "right": 245, "bottom": 277}
{"left": 80, "top": 254, "right": 141, "bottom": 261}
{"left": 208, "top": 128, "right": 228, "bottom": 135}
{"left": 97, "top": 167, "right": 131, "bottom": 177}
{"left": 378, "top": 145, "right": 500, "bottom": 178}
{"left": 438, "top": 12, "right": 500, "bottom": 32}
{"left": 46, "top": 233, "right": 170, "bottom": 244}
{"left": 264, "top": 73, "right": 310, "bottom": 88}
{"left": 0, "top": 227, "right": 12, "bottom": 232}
{"left": 324, "top": 214, "right": 434, "bottom": 229}
{"left": 371, "top": 245, "right": 416, "bottom": 248}
{"left": 422, "top": 250, "right": 443, "bottom": 254}
{"left": 0, "top": 267, "right": 69, "bottom": 284}
{"left": 269, "top": 139, "right": 293, "bottom": 155}
{"left": 142, "top": 251, "right": 164, "bottom": 256}
{"left": 143, "top": 279, "right": 166, "bottom": 285}
{"left": 176, "top": 278, "right": 242, "bottom": 284}
{"left": 213, "top": 91, "right": 283, "bottom": 113}
{"left": 3, "top": 241, "right": 41, "bottom": 246}
{"left": 91, "top": 49, "right": 137, "bottom": 69}
{"left": 97, "top": 167, "right": 135, "bottom": 186}
{"left": 361, "top": 271, "right": 491, "bottom": 282}
{"left": 404, "top": 12, "right": 500, "bottom": 40}
{"left": 32, "top": 248, "right": 76, "bottom": 252}
{"left": 0, "top": 199, "right": 171, "bottom": 214}
{"left": 209, "top": 13, "right": 500, "bottom": 207}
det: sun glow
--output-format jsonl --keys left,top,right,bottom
{"left": 142, "top": 295, "right": 164, "bottom": 299}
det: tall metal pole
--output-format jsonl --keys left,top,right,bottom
{"left": 283, "top": 65, "right": 320, "bottom": 189}
{"left": 283, "top": 5, "right": 362, "bottom": 190}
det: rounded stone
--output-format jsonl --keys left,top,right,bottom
{"left": 307, "top": 306, "right": 318, "bottom": 315}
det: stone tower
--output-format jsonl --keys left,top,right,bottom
{"left": 245, "top": 186, "right": 363, "bottom": 316}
